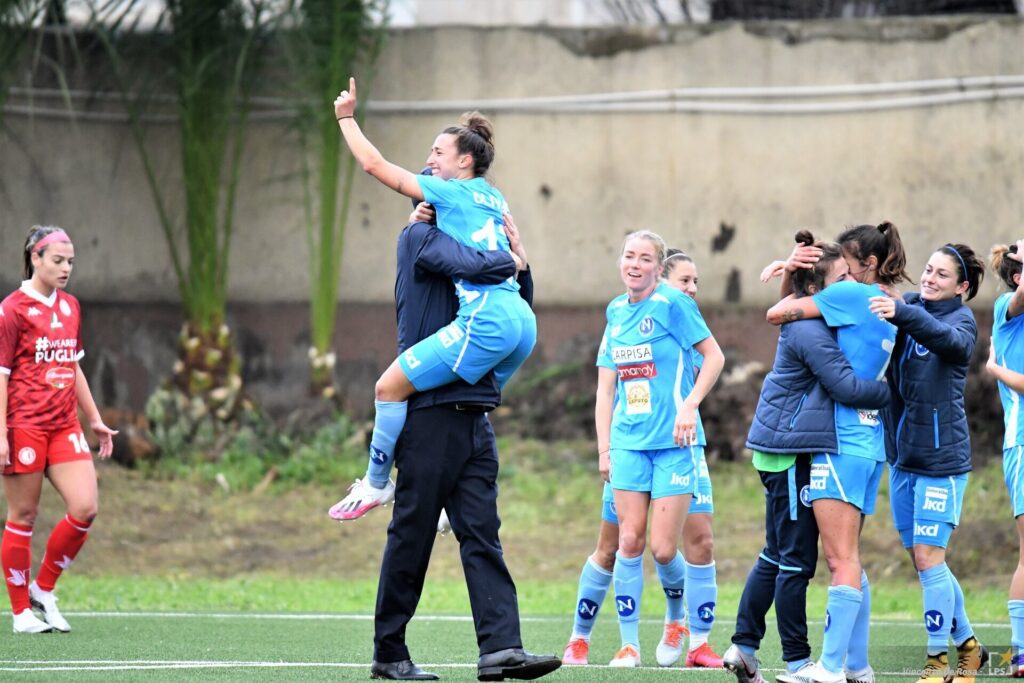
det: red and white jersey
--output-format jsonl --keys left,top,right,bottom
{"left": 0, "top": 281, "right": 84, "bottom": 430}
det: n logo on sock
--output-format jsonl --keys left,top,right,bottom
{"left": 369, "top": 447, "right": 388, "bottom": 465}
{"left": 577, "top": 599, "right": 599, "bottom": 620}
{"left": 697, "top": 601, "right": 716, "bottom": 624}
{"left": 924, "top": 610, "right": 944, "bottom": 632}
{"left": 664, "top": 587, "right": 683, "bottom": 599}
{"left": 616, "top": 596, "right": 636, "bottom": 617}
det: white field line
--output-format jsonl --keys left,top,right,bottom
{"left": 0, "top": 659, "right": 925, "bottom": 677}
{"left": 51, "top": 611, "right": 1009, "bottom": 629}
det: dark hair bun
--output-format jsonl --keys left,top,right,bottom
{"left": 877, "top": 221, "right": 894, "bottom": 234}
{"left": 460, "top": 111, "right": 494, "bottom": 146}
{"left": 794, "top": 229, "right": 815, "bottom": 246}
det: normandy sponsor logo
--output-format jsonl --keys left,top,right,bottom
{"left": 617, "top": 361, "right": 657, "bottom": 381}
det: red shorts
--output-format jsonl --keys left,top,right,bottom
{"left": 4, "top": 426, "right": 92, "bottom": 475}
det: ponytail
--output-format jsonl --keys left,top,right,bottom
{"left": 991, "top": 243, "right": 1022, "bottom": 291}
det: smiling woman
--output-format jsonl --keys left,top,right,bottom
{"left": 0, "top": 225, "right": 117, "bottom": 635}
{"left": 593, "top": 229, "right": 726, "bottom": 668}
{"left": 867, "top": 242, "right": 990, "bottom": 679}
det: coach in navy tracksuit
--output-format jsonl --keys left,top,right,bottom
{"left": 370, "top": 205, "right": 559, "bottom": 681}
{"left": 724, "top": 317, "right": 889, "bottom": 679}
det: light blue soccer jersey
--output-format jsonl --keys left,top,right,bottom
{"left": 597, "top": 283, "right": 711, "bottom": 451}
{"left": 417, "top": 175, "right": 519, "bottom": 308}
{"left": 993, "top": 292, "right": 1024, "bottom": 448}
{"left": 813, "top": 280, "right": 896, "bottom": 461}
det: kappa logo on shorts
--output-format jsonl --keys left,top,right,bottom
{"left": 697, "top": 601, "right": 716, "bottom": 623}
{"left": 17, "top": 447, "right": 36, "bottom": 466}
{"left": 800, "top": 484, "right": 813, "bottom": 508}
{"left": 915, "top": 522, "right": 940, "bottom": 538}
{"left": 637, "top": 316, "right": 655, "bottom": 337}
{"left": 577, "top": 598, "right": 599, "bottom": 620}
{"left": 924, "top": 609, "right": 944, "bottom": 633}
{"left": 670, "top": 472, "right": 691, "bottom": 487}
{"left": 615, "top": 595, "right": 636, "bottom": 617}
{"left": 695, "top": 492, "right": 712, "bottom": 506}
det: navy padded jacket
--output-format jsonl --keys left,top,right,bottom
{"left": 747, "top": 318, "right": 891, "bottom": 454}
{"left": 884, "top": 293, "right": 976, "bottom": 475}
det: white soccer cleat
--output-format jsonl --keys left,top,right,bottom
{"left": 29, "top": 581, "right": 70, "bottom": 632}
{"left": 609, "top": 644, "right": 641, "bottom": 668}
{"left": 776, "top": 661, "right": 846, "bottom": 683}
{"left": 328, "top": 478, "right": 395, "bottom": 521}
{"left": 12, "top": 608, "right": 53, "bottom": 634}
{"left": 845, "top": 665, "right": 875, "bottom": 683}
{"left": 655, "top": 620, "right": 688, "bottom": 667}
{"left": 437, "top": 509, "right": 451, "bottom": 535}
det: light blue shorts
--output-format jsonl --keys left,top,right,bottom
{"left": 601, "top": 454, "right": 713, "bottom": 524}
{"left": 1003, "top": 446, "right": 1024, "bottom": 518}
{"left": 889, "top": 466, "right": 968, "bottom": 549}
{"left": 398, "top": 293, "right": 536, "bottom": 390}
{"left": 807, "top": 453, "right": 884, "bottom": 515}
{"left": 610, "top": 445, "right": 700, "bottom": 501}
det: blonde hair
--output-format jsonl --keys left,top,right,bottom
{"left": 620, "top": 230, "right": 666, "bottom": 265}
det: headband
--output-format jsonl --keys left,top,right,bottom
{"left": 32, "top": 230, "right": 72, "bottom": 253}
{"left": 942, "top": 244, "right": 968, "bottom": 281}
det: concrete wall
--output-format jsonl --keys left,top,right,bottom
{"left": 2, "top": 17, "right": 1023, "bottom": 307}
{"left": 2, "top": 17, "right": 1020, "bottom": 415}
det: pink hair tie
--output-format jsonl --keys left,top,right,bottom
{"left": 33, "top": 230, "right": 72, "bottom": 253}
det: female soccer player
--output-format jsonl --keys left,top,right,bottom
{"left": 868, "top": 244, "right": 988, "bottom": 682}
{"left": 0, "top": 225, "right": 117, "bottom": 633}
{"left": 765, "top": 222, "right": 909, "bottom": 683}
{"left": 984, "top": 240, "right": 1024, "bottom": 677}
{"left": 725, "top": 232, "right": 890, "bottom": 683}
{"left": 329, "top": 78, "right": 536, "bottom": 521}
{"left": 593, "top": 231, "right": 725, "bottom": 668}
{"left": 562, "top": 250, "right": 723, "bottom": 669}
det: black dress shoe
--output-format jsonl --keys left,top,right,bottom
{"left": 370, "top": 659, "right": 439, "bottom": 680}
{"left": 477, "top": 648, "right": 562, "bottom": 681}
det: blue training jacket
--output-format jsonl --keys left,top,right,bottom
{"left": 746, "top": 318, "right": 890, "bottom": 454}
{"left": 884, "top": 292, "right": 976, "bottom": 476}
{"left": 395, "top": 220, "right": 533, "bottom": 411}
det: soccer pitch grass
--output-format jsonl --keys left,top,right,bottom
{"left": 0, "top": 578, "right": 1013, "bottom": 681}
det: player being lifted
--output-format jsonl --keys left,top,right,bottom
{"left": 0, "top": 225, "right": 117, "bottom": 633}
{"left": 328, "top": 78, "right": 536, "bottom": 521}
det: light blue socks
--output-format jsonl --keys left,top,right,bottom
{"left": 571, "top": 558, "right": 613, "bottom": 638}
{"left": 656, "top": 551, "right": 687, "bottom": 623}
{"left": 613, "top": 552, "right": 644, "bottom": 648}
{"left": 820, "top": 584, "right": 863, "bottom": 673}
{"left": 366, "top": 400, "right": 407, "bottom": 488}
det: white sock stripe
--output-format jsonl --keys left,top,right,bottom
{"left": 64, "top": 516, "right": 90, "bottom": 533}
{"left": 4, "top": 524, "right": 32, "bottom": 537}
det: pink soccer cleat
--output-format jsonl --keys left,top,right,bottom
{"left": 562, "top": 638, "right": 589, "bottom": 665}
{"left": 685, "top": 642, "right": 725, "bottom": 668}
{"left": 328, "top": 478, "right": 395, "bottom": 521}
